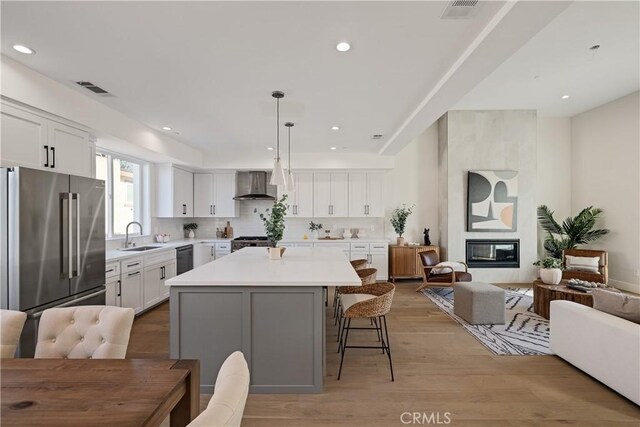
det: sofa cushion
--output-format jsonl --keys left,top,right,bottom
{"left": 592, "top": 289, "right": 640, "bottom": 324}
{"left": 565, "top": 255, "right": 600, "bottom": 273}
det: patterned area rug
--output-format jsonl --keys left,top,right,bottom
{"left": 421, "top": 287, "right": 551, "bottom": 355}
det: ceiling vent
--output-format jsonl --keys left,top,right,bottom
{"left": 441, "top": 0, "right": 480, "bottom": 19}
{"left": 75, "top": 81, "right": 114, "bottom": 97}
{"left": 372, "top": 134, "right": 383, "bottom": 140}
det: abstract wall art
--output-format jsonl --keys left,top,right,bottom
{"left": 467, "top": 170, "right": 518, "bottom": 232}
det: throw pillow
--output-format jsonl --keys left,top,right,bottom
{"left": 592, "top": 288, "right": 640, "bottom": 324}
{"left": 431, "top": 261, "right": 466, "bottom": 275}
{"left": 565, "top": 255, "right": 600, "bottom": 273}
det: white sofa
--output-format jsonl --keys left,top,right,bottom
{"left": 550, "top": 300, "right": 640, "bottom": 405}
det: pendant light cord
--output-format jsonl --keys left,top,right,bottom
{"left": 276, "top": 97, "right": 280, "bottom": 162}
{"left": 288, "top": 125, "right": 291, "bottom": 171}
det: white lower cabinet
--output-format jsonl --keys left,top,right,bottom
{"left": 143, "top": 264, "right": 163, "bottom": 309}
{"left": 194, "top": 243, "right": 215, "bottom": 267}
{"left": 121, "top": 269, "right": 143, "bottom": 314}
{"left": 214, "top": 242, "right": 230, "bottom": 259}
{"left": 105, "top": 279, "right": 120, "bottom": 307}
{"left": 349, "top": 242, "right": 389, "bottom": 281}
{"left": 160, "top": 261, "right": 176, "bottom": 299}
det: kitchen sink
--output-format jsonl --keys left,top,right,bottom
{"left": 120, "top": 245, "right": 162, "bottom": 252}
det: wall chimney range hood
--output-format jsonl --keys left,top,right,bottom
{"left": 234, "top": 171, "right": 276, "bottom": 201}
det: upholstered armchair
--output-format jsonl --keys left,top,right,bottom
{"left": 562, "top": 249, "right": 608, "bottom": 284}
{"left": 34, "top": 306, "right": 134, "bottom": 359}
{"left": 415, "top": 250, "right": 472, "bottom": 292}
{"left": 1, "top": 309, "right": 27, "bottom": 359}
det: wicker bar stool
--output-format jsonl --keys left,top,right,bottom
{"left": 350, "top": 259, "right": 368, "bottom": 271}
{"left": 337, "top": 282, "right": 395, "bottom": 381}
{"left": 334, "top": 268, "right": 378, "bottom": 324}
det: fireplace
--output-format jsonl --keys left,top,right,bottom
{"left": 465, "top": 239, "right": 520, "bottom": 268}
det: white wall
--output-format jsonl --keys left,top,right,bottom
{"left": 439, "top": 110, "right": 538, "bottom": 283}
{"left": 1, "top": 55, "right": 203, "bottom": 166}
{"left": 384, "top": 124, "right": 439, "bottom": 244}
{"left": 536, "top": 117, "right": 572, "bottom": 257}
{"left": 571, "top": 91, "right": 640, "bottom": 293}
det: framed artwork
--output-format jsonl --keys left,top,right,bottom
{"left": 467, "top": 170, "right": 518, "bottom": 232}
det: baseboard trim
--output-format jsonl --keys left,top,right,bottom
{"left": 610, "top": 279, "right": 640, "bottom": 295}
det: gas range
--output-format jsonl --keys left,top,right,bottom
{"left": 231, "top": 236, "right": 271, "bottom": 252}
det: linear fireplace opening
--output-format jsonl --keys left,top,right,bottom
{"left": 466, "top": 239, "right": 520, "bottom": 268}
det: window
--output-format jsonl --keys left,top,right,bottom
{"left": 96, "top": 152, "right": 147, "bottom": 238}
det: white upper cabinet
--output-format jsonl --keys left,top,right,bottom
{"left": 279, "top": 172, "right": 313, "bottom": 217}
{"left": 313, "top": 172, "right": 348, "bottom": 217}
{"left": 47, "top": 121, "right": 93, "bottom": 178}
{"left": 348, "top": 172, "right": 385, "bottom": 217}
{"left": 1, "top": 102, "right": 94, "bottom": 178}
{"left": 193, "top": 172, "right": 237, "bottom": 218}
{"left": 156, "top": 164, "right": 194, "bottom": 217}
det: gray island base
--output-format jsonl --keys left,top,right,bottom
{"left": 167, "top": 247, "right": 361, "bottom": 394}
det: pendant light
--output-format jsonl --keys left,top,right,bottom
{"left": 284, "top": 122, "right": 295, "bottom": 191}
{"left": 270, "top": 91, "right": 287, "bottom": 187}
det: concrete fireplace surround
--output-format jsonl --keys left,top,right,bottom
{"left": 438, "top": 110, "right": 538, "bottom": 283}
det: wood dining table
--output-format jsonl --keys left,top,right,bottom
{"left": 1, "top": 358, "right": 200, "bottom": 427}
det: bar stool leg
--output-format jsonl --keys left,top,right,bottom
{"left": 382, "top": 315, "right": 394, "bottom": 381}
{"left": 337, "top": 318, "right": 351, "bottom": 380}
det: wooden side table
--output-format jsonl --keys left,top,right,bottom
{"left": 389, "top": 245, "right": 440, "bottom": 282}
{"left": 533, "top": 279, "right": 594, "bottom": 320}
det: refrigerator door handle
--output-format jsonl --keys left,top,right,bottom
{"left": 61, "top": 193, "right": 73, "bottom": 279}
{"left": 29, "top": 288, "right": 107, "bottom": 319}
{"left": 73, "top": 193, "right": 80, "bottom": 277}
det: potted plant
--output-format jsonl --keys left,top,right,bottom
{"left": 533, "top": 257, "right": 563, "bottom": 285}
{"left": 258, "top": 195, "right": 288, "bottom": 259}
{"left": 537, "top": 205, "right": 610, "bottom": 258}
{"left": 183, "top": 223, "right": 198, "bottom": 239}
{"left": 309, "top": 221, "right": 323, "bottom": 239}
{"left": 390, "top": 204, "right": 414, "bottom": 246}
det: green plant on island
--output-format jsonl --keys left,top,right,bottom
{"left": 537, "top": 205, "right": 610, "bottom": 259}
{"left": 533, "top": 257, "right": 562, "bottom": 269}
{"left": 257, "top": 195, "right": 289, "bottom": 246}
{"left": 390, "top": 204, "right": 415, "bottom": 237}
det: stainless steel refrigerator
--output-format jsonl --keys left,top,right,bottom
{"left": 1, "top": 167, "right": 106, "bottom": 357}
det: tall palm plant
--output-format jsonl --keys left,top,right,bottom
{"left": 537, "top": 205, "right": 610, "bottom": 259}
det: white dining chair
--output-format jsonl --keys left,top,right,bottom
{"left": 34, "top": 306, "right": 134, "bottom": 359}
{"left": 1, "top": 309, "right": 27, "bottom": 359}
{"left": 188, "top": 351, "right": 250, "bottom": 427}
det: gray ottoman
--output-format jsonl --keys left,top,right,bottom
{"left": 454, "top": 282, "right": 506, "bottom": 325}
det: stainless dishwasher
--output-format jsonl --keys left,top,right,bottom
{"left": 176, "top": 244, "right": 194, "bottom": 275}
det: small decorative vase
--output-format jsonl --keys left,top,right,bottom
{"left": 397, "top": 236, "right": 405, "bottom": 246}
{"left": 540, "top": 268, "right": 562, "bottom": 285}
{"left": 188, "top": 230, "right": 195, "bottom": 239}
{"left": 312, "top": 230, "right": 319, "bottom": 239}
{"left": 342, "top": 229, "right": 350, "bottom": 239}
{"left": 268, "top": 247, "right": 285, "bottom": 260}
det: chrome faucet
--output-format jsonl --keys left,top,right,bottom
{"left": 124, "top": 221, "right": 143, "bottom": 248}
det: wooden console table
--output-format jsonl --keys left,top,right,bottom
{"left": 533, "top": 279, "right": 594, "bottom": 320}
{"left": 389, "top": 245, "right": 440, "bottom": 282}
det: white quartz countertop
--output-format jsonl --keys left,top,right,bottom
{"left": 166, "top": 246, "right": 361, "bottom": 287}
{"left": 106, "top": 238, "right": 231, "bottom": 262}
{"left": 280, "top": 238, "right": 390, "bottom": 243}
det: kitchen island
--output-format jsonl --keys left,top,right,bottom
{"left": 166, "top": 246, "right": 361, "bottom": 393}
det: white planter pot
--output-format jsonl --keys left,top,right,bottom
{"left": 188, "top": 230, "right": 195, "bottom": 239}
{"left": 268, "top": 247, "right": 285, "bottom": 260}
{"left": 540, "top": 268, "right": 562, "bottom": 285}
{"left": 396, "top": 236, "right": 405, "bottom": 246}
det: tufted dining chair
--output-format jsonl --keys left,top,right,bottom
{"left": 188, "top": 351, "right": 250, "bottom": 427}
{"left": 1, "top": 309, "right": 27, "bottom": 359}
{"left": 34, "top": 306, "right": 135, "bottom": 359}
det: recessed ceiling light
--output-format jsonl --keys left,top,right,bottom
{"left": 12, "top": 44, "right": 35, "bottom": 55}
{"left": 331, "top": 126, "right": 340, "bottom": 131}
{"left": 162, "top": 126, "right": 172, "bottom": 131}
{"left": 561, "top": 95, "right": 570, "bottom": 99}
{"left": 330, "top": 146, "right": 337, "bottom": 150}
{"left": 336, "top": 42, "right": 351, "bottom": 52}
{"left": 267, "top": 147, "right": 274, "bottom": 151}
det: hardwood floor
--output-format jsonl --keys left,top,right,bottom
{"left": 128, "top": 283, "right": 640, "bottom": 426}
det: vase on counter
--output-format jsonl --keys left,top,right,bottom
{"left": 397, "top": 236, "right": 405, "bottom": 246}
{"left": 312, "top": 230, "right": 319, "bottom": 239}
{"left": 268, "top": 247, "right": 285, "bottom": 260}
{"left": 188, "top": 230, "right": 195, "bottom": 239}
